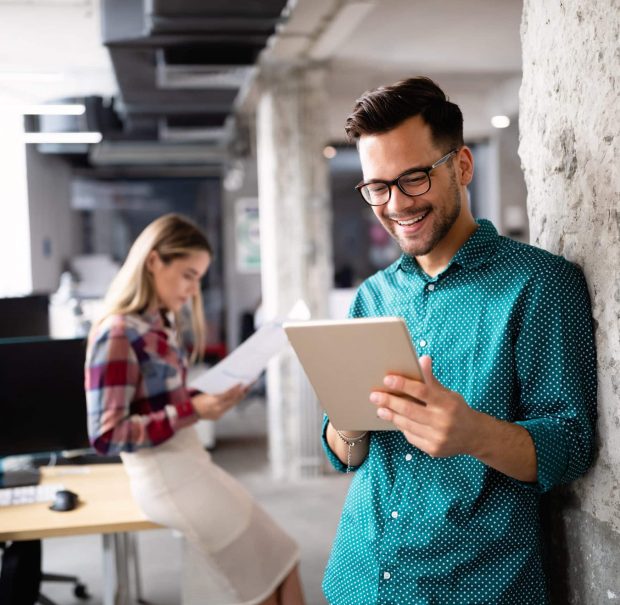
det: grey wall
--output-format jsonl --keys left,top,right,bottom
{"left": 471, "top": 123, "right": 529, "bottom": 243}
{"left": 497, "top": 119, "right": 529, "bottom": 242}
{"left": 26, "top": 147, "right": 80, "bottom": 293}
{"left": 520, "top": 1, "right": 620, "bottom": 602}
{"left": 223, "top": 154, "right": 262, "bottom": 351}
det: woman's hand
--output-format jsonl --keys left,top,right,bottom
{"left": 191, "top": 383, "right": 249, "bottom": 421}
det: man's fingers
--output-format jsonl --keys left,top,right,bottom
{"left": 383, "top": 356, "right": 444, "bottom": 403}
{"left": 418, "top": 355, "right": 439, "bottom": 386}
{"left": 383, "top": 374, "right": 428, "bottom": 402}
{"left": 371, "top": 391, "right": 431, "bottom": 424}
{"left": 377, "top": 407, "right": 430, "bottom": 439}
{"left": 376, "top": 408, "right": 441, "bottom": 456}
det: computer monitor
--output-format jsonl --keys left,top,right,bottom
{"left": 0, "top": 294, "right": 49, "bottom": 338}
{"left": 0, "top": 337, "right": 90, "bottom": 457}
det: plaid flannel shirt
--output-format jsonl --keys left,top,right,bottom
{"left": 85, "top": 309, "right": 198, "bottom": 454}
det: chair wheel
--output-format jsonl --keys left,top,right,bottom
{"left": 74, "top": 583, "right": 90, "bottom": 599}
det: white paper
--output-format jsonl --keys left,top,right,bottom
{"left": 188, "top": 299, "right": 311, "bottom": 394}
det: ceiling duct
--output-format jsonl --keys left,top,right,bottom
{"left": 154, "top": 48, "right": 257, "bottom": 90}
{"left": 99, "top": 0, "right": 291, "bottom": 163}
{"left": 158, "top": 113, "right": 234, "bottom": 143}
{"left": 89, "top": 139, "right": 225, "bottom": 166}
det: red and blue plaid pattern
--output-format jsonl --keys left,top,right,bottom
{"left": 85, "top": 309, "right": 198, "bottom": 454}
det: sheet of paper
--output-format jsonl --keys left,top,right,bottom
{"left": 188, "top": 299, "right": 311, "bottom": 394}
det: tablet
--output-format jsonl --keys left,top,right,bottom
{"left": 283, "top": 317, "right": 423, "bottom": 431}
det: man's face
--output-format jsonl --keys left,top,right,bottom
{"left": 358, "top": 115, "right": 470, "bottom": 258}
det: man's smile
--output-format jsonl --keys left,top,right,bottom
{"left": 391, "top": 209, "right": 431, "bottom": 228}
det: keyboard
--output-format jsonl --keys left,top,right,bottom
{"left": 0, "top": 483, "right": 65, "bottom": 507}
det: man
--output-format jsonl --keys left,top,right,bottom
{"left": 322, "top": 77, "right": 597, "bottom": 605}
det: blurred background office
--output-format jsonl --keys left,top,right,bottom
{"left": 0, "top": 1, "right": 618, "bottom": 604}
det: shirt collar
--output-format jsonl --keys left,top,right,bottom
{"left": 388, "top": 219, "right": 500, "bottom": 277}
{"left": 141, "top": 306, "right": 174, "bottom": 330}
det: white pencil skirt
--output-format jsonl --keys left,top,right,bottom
{"left": 120, "top": 426, "right": 299, "bottom": 605}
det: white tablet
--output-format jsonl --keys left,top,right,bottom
{"left": 283, "top": 317, "right": 423, "bottom": 431}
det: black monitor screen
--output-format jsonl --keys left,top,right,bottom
{"left": 0, "top": 337, "right": 90, "bottom": 457}
{"left": 0, "top": 295, "right": 49, "bottom": 339}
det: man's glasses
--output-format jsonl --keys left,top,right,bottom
{"left": 355, "top": 149, "right": 459, "bottom": 206}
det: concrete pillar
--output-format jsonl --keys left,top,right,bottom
{"left": 519, "top": 1, "right": 620, "bottom": 601}
{"left": 256, "top": 66, "right": 333, "bottom": 479}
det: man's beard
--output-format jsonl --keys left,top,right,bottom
{"left": 386, "top": 171, "right": 461, "bottom": 257}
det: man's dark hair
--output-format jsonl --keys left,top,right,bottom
{"left": 344, "top": 76, "right": 464, "bottom": 151}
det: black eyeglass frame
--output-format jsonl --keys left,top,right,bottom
{"left": 354, "top": 148, "right": 459, "bottom": 206}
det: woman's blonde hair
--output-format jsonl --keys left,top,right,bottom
{"left": 95, "top": 213, "right": 212, "bottom": 363}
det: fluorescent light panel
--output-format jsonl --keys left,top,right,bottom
{"left": 23, "top": 132, "right": 102, "bottom": 144}
{"left": 20, "top": 104, "right": 86, "bottom": 116}
{"left": 0, "top": 72, "right": 65, "bottom": 82}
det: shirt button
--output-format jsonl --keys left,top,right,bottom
{"left": 383, "top": 571, "right": 391, "bottom": 580}
{"left": 419, "top": 339, "right": 427, "bottom": 347}
{"left": 391, "top": 511, "right": 398, "bottom": 519}
{"left": 427, "top": 284, "right": 435, "bottom": 291}
{"left": 405, "top": 453, "right": 412, "bottom": 461}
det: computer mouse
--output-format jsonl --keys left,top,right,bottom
{"left": 49, "top": 489, "right": 79, "bottom": 512}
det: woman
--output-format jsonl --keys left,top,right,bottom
{"left": 85, "top": 214, "right": 304, "bottom": 605}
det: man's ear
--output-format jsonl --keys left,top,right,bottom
{"left": 457, "top": 146, "right": 474, "bottom": 187}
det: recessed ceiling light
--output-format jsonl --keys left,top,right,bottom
{"left": 323, "top": 145, "right": 337, "bottom": 159}
{"left": 491, "top": 115, "right": 511, "bottom": 129}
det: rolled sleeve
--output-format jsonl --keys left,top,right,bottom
{"left": 513, "top": 261, "right": 597, "bottom": 493}
{"left": 321, "top": 415, "right": 350, "bottom": 473}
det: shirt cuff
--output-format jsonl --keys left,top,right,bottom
{"left": 167, "top": 399, "right": 199, "bottom": 431}
{"left": 514, "top": 418, "right": 569, "bottom": 493}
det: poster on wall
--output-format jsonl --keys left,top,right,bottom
{"left": 235, "top": 198, "right": 261, "bottom": 273}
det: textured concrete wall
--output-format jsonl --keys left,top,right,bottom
{"left": 519, "top": 1, "right": 620, "bottom": 602}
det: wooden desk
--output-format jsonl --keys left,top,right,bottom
{"left": 0, "top": 464, "right": 159, "bottom": 605}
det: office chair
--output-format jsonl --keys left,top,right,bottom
{"left": 39, "top": 569, "right": 90, "bottom": 604}
{"left": 0, "top": 540, "right": 90, "bottom": 605}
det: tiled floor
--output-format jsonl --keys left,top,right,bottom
{"left": 40, "top": 398, "right": 351, "bottom": 604}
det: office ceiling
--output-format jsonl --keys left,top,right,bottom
{"left": 101, "top": 0, "right": 290, "bottom": 142}
{"left": 0, "top": 0, "right": 523, "bottom": 164}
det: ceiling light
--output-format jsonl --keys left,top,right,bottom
{"left": 0, "top": 72, "right": 65, "bottom": 83}
{"left": 323, "top": 145, "right": 337, "bottom": 159}
{"left": 20, "top": 104, "right": 86, "bottom": 116}
{"left": 23, "top": 132, "right": 102, "bottom": 144}
{"left": 1, "top": 104, "right": 86, "bottom": 116}
{"left": 491, "top": 115, "right": 511, "bottom": 129}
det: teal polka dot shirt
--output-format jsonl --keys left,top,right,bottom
{"left": 321, "top": 220, "right": 597, "bottom": 605}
